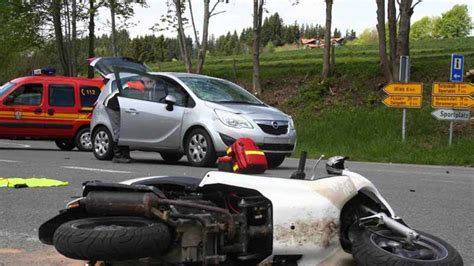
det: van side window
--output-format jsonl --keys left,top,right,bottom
{"left": 6, "top": 83, "right": 43, "bottom": 105}
{"left": 80, "top": 86, "right": 101, "bottom": 107}
{"left": 49, "top": 84, "right": 75, "bottom": 107}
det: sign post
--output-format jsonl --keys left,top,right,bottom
{"left": 382, "top": 56, "right": 423, "bottom": 141}
{"left": 400, "top": 56, "right": 410, "bottom": 142}
{"left": 431, "top": 54, "right": 469, "bottom": 146}
{"left": 450, "top": 54, "right": 463, "bottom": 145}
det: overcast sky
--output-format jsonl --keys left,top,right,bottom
{"left": 96, "top": 0, "right": 474, "bottom": 38}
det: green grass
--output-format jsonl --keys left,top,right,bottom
{"left": 295, "top": 107, "right": 474, "bottom": 165}
{"left": 150, "top": 37, "right": 474, "bottom": 166}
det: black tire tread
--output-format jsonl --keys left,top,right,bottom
{"left": 53, "top": 217, "right": 171, "bottom": 261}
{"left": 266, "top": 153, "right": 286, "bottom": 168}
{"left": 55, "top": 140, "right": 76, "bottom": 151}
{"left": 351, "top": 228, "right": 463, "bottom": 266}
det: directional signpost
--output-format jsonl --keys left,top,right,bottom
{"left": 382, "top": 60, "right": 422, "bottom": 142}
{"left": 431, "top": 95, "right": 474, "bottom": 109}
{"left": 431, "top": 109, "right": 470, "bottom": 122}
{"left": 431, "top": 53, "right": 471, "bottom": 146}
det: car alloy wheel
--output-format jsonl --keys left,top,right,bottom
{"left": 188, "top": 133, "right": 208, "bottom": 163}
{"left": 94, "top": 131, "right": 110, "bottom": 157}
{"left": 92, "top": 127, "right": 114, "bottom": 160}
{"left": 185, "top": 128, "right": 217, "bottom": 167}
{"left": 75, "top": 128, "right": 93, "bottom": 151}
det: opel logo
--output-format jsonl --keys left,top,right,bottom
{"left": 272, "top": 121, "right": 279, "bottom": 129}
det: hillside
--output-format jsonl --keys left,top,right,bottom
{"left": 150, "top": 38, "right": 474, "bottom": 165}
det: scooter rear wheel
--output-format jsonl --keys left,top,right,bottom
{"left": 53, "top": 216, "right": 171, "bottom": 261}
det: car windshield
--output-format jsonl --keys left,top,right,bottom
{"left": 179, "top": 77, "right": 263, "bottom": 105}
{"left": 0, "top": 82, "right": 15, "bottom": 97}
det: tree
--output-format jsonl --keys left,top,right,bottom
{"left": 51, "top": 0, "right": 70, "bottom": 76}
{"left": 187, "top": 0, "right": 227, "bottom": 74}
{"left": 375, "top": 0, "right": 422, "bottom": 82}
{"left": 410, "top": 16, "right": 435, "bottom": 40}
{"left": 252, "top": 0, "right": 264, "bottom": 95}
{"left": 434, "top": 4, "right": 472, "bottom": 39}
{"left": 106, "top": 0, "right": 143, "bottom": 57}
{"left": 376, "top": 0, "right": 392, "bottom": 82}
{"left": 88, "top": 0, "right": 97, "bottom": 78}
{"left": 0, "top": 1, "right": 41, "bottom": 81}
{"left": 322, "top": 0, "right": 333, "bottom": 79}
{"left": 109, "top": 0, "right": 118, "bottom": 56}
{"left": 261, "top": 13, "right": 284, "bottom": 46}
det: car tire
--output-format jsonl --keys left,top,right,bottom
{"left": 266, "top": 153, "right": 286, "bottom": 168}
{"left": 55, "top": 140, "right": 75, "bottom": 151}
{"left": 75, "top": 127, "right": 92, "bottom": 152}
{"left": 185, "top": 128, "right": 217, "bottom": 167}
{"left": 160, "top": 152, "right": 183, "bottom": 162}
{"left": 92, "top": 126, "right": 114, "bottom": 160}
{"left": 53, "top": 216, "right": 171, "bottom": 261}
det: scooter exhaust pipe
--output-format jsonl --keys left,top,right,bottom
{"left": 82, "top": 191, "right": 160, "bottom": 218}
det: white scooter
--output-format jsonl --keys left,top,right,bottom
{"left": 39, "top": 154, "right": 463, "bottom": 265}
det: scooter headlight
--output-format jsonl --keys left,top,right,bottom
{"left": 215, "top": 109, "right": 253, "bottom": 129}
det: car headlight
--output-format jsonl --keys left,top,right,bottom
{"left": 215, "top": 109, "right": 253, "bottom": 129}
{"left": 289, "top": 116, "right": 295, "bottom": 130}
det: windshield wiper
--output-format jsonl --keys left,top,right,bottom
{"left": 217, "top": 100, "right": 264, "bottom": 106}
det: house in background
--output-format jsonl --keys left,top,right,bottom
{"left": 301, "top": 37, "right": 345, "bottom": 48}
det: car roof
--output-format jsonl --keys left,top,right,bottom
{"left": 10, "top": 76, "right": 104, "bottom": 84}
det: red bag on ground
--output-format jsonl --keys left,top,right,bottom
{"left": 217, "top": 156, "right": 234, "bottom": 172}
{"left": 226, "top": 138, "right": 267, "bottom": 174}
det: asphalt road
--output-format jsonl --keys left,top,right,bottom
{"left": 0, "top": 140, "right": 473, "bottom": 265}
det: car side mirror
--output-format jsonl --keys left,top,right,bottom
{"left": 4, "top": 95, "right": 14, "bottom": 105}
{"left": 164, "top": 95, "right": 176, "bottom": 111}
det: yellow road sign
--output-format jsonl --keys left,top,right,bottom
{"left": 383, "top": 95, "right": 422, "bottom": 108}
{"left": 432, "top": 82, "right": 474, "bottom": 95}
{"left": 383, "top": 83, "right": 423, "bottom": 95}
{"left": 431, "top": 95, "right": 474, "bottom": 109}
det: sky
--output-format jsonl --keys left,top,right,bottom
{"left": 95, "top": 0, "right": 474, "bottom": 38}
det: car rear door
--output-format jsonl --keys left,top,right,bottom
{"left": 0, "top": 81, "right": 46, "bottom": 137}
{"left": 114, "top": 69, "right": 186, "bottom": 149}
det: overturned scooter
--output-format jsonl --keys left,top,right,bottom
{"left": 39, "top": 155, "right": 463, "bottom": 265}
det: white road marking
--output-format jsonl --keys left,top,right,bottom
{"left": 0, "top": 141, "right": 31, "bottom": 148}
{"left": 0, "top": 159, "right": 20, "bottom": 163}
{"left": 62, "top": 166, "right": 132, "bottom": 174}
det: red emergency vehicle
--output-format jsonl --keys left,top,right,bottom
{"left": 0, "top": 69, "right": 104, "bottom": 151}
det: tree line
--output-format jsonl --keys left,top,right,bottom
{"left": 1, "top": 1, "right": 472, "bottom": 93}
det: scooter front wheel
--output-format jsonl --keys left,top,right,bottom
{"left": 350, "top": 228, "right": 463, "bottom": 265}
{"left": 53, "top": 216, "right": 171, "bottom": 261}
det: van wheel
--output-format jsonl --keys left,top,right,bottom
{"left": 75, "top": 127, "right": 92, "bottom": 152}
{"left": 185, "top": 128, "right": 217, "bottom": 167}
{"left": 55, "top": 140, "right": 75, "bottom": 151}
{"left": 92, "top": 126, "right": 114, "bottom": 160}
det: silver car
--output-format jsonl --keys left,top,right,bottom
{"left": 90, "top": 57, "right": 296, "bottom": 167}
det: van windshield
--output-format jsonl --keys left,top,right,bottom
{"left": 179, "top": 77, "right": 263, "bottom": 105}
{"left": 0, "top": 82, "right": 15, "bottom": 97}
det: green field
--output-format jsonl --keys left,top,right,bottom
{"left": 150, "top": 38, "right": 474, "bottom": 166}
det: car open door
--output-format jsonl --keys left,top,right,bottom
{"left": 113, "top": 68, "right": 186, "bottom": 149}
{"left": 89, "top": 57, "right": 151, "bottom": 78}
